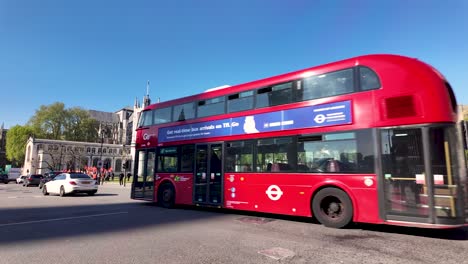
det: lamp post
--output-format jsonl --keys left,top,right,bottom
{"left": 122, "top": 144, "right": 128, "bottom": 187}
{"left": 98, "top": 132, "right": 104, "bottom": 185}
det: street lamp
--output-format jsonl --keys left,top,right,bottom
{"left": 98, "top": 131, "right": 105, "bottom": 185}
{"left": 122, "top": 144, "right": 128, "bottom": 187}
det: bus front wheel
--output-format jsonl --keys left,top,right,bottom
{"left": 158, "top": 183, "right": 175, "bottom": 208}
{"left": 312, "top": 187, "right": 353, "bottom": 228}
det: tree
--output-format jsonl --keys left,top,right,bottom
{"left": 28, "top": 102, "right": 67, "bottom": 140}
{"left": 28, "top": 102, "right": 99, "bottom": 142}
{"left": 5, "top": 125, "right": 34, "bottom": 167}
{"left": 63, "top": 107, "right": 99, "bottom": 142}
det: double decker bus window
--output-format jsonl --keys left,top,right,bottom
{"left": 301, "top": 68, "right": 353, "bottom": 100}
{"left": 180, "top": 145, "right": 195, "bottom": 172}
{"left": 173, "top": 102, "right": 195, "bottom": 122}
{"left": 227, "top": 91, "right": 254, "bottom": 113}
{"left": 154, "top": 107, "right": 172, "bottom": 124}
{"left": 158, "top": 147, "right": 178, "bottom": 172}
{"left": 138, "top": 110, "right": 154, "bottom": 127}
{"left": 197, "top": 96, "right": 225, "bottom": 118}
{"left": 257, "top": 137, "right": 294, "bottom": 172}
{"left": 359, "top": 67, "right": 381, "bottom": 91}
{"left": 225, "top": 141, "right": 254, "bottom": 172}
{"left": 299, "top": 132, "right": 358, "bottom": 173}
{"left": 256, "top": 82, "right": 293, "bottom": 108}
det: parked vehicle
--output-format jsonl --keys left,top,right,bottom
{"left": 0, "top": 174, "right": 8, "bottom": 184}
{"left": 23, "top": 174, "right": 43, "bottom": 187}
{"left": 39, "top": 172, "right": 61, "bottom": 189}
{"left": 43, "top": 173, "right": 98, "bottom": 196}
{"left": 16, "top": 175, "right": 28, "bottom": 184}
{"left": 7, "top": 168, "right": 21, "bottom": 183}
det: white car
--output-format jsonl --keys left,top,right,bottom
{"left": 16, "top": 175, "right": 28, "bottom": 184}
{"left": 42, "top": 173, "right": 98, "bottom": 196}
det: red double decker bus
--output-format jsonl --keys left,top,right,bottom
{"left": 132, "top": 54, "right": 467, "bottom": 228}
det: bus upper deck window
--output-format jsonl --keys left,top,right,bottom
{"left": 359, "top": 67, "right": 381, "bottom": 91}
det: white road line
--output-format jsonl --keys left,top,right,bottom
{"left": 0, "top": 211, "right": 128, "bottom": 227}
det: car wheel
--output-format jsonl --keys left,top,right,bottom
{"left": 312, "top": 187, "right": 353, "bottom": 228}
{"left": 59, "top": 186, "right": 66, "bottom": 197}
{"left": 158, "top": 183, "right": 175, "bottom": 208}
{"left": 43, "top": 186, "right": 49, "bottom": 196}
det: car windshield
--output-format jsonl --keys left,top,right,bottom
{"left": 70, "top": 174, "right": 92, "bottom": 179}
{"left": 31, "top": 175, "right": 42, "bottom": 178}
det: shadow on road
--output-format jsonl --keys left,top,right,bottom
{"left": 0, "top": 202, "right": 223, "bottom": 246}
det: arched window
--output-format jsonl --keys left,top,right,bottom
{"left": 27, "top": 146, "right": 31, "bottom": 162}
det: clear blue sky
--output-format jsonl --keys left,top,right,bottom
{"left": 1, "top": 0, "right": 467, "bottom": 129}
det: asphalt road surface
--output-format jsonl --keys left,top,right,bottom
{"left": 1, "top": 182, "right": 468, "bottom": 264}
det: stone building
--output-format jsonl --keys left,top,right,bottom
{"left": 22, "top": 93, "right": 150, "bottom": 175}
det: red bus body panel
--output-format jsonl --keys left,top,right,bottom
{"left": 134, "top": 54, "right": 459, "bottom": 227}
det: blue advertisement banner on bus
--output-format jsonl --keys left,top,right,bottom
{"left": 158, "top": 100, "right": 352, "bottom": 143}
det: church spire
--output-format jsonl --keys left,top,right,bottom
{"left": 143, "top": 80, "right": 151, "bottom": 107}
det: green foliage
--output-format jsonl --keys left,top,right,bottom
{"left": 28, "top": 102, "right": 66, "bottom": 139}
{"left": 5, "top": 125, "right": 34, "bottom": 167}
{"left": 27, "top": 102, "right": 99, "bottom": 142}
{"left": 63, "top": 107, "right": 99, "bottom": 141}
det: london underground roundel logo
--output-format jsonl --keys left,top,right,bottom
{"left": 266, "top": 185, "right": 283, "bottom": 201}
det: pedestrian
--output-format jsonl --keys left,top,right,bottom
{"left": 127, "top": 173, "right": 131, "bottom": 182}
{"left": 119, "top": 172, "right": 124, "bottom": 186}
{"left": 111, "top": 172, "right": 115, "bottom": 181}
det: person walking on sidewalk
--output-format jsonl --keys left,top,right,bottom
{"left": 119, "top": 172, "right": 124, "bottom": 186}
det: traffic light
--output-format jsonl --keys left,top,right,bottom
{"left": 122, "top": 161, "right": 127, "bottom": 170}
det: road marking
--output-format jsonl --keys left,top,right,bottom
{"left": 0, "top": 211, "right": 128, "bottom": 227}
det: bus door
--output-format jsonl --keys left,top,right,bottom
{"left": 132, "top": 149, "right": 155, "bottom": 201}
{"left": 194, "top": 143, "right": 223, "bottom": 205}
{"left": 380, "top": 128, "right": 429, "bottom": 221}
{"left": 380, "top": 126, "right": 464, "bottom": 225}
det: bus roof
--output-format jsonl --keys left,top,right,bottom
{"left": 143, "top": 54, "right": 423, "bottom": 111}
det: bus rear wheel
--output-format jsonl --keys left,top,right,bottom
{"left": 158, "top": 183, "right": 175, "bottom": 208}
{"left": 312, "top": 187, "right": 353, "bottom": 228}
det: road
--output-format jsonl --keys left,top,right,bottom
{"left": 1, "top": 182, "right": 468, "bottom": 264}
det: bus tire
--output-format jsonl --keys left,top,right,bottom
{"left": 312, "top": 187, "right": 353, "bottom": 228}
{"left": 158, "top": 183, "right": 175, "bottom": 208}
